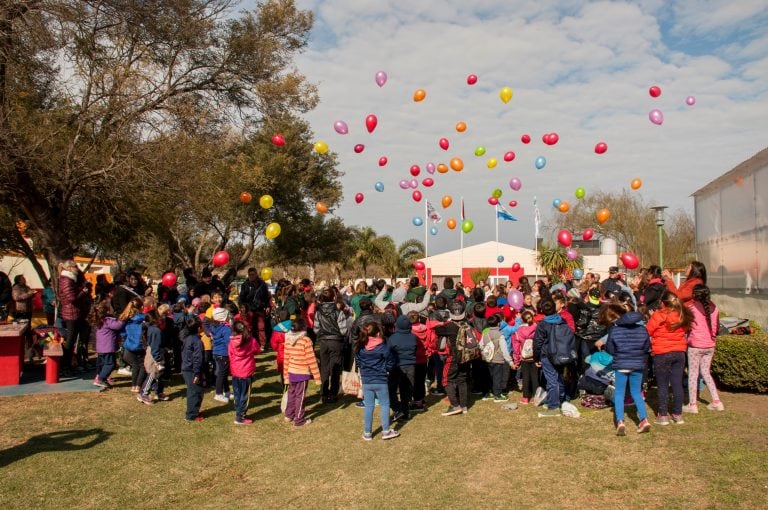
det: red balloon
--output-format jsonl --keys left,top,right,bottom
{"left": 412, "top": 190, "right": 422, "bottom": 202}
{"left": 354, "top": 144, "right": 365, "bottom": 153}
{"left": 549, "top": 133, "right": 559, "bottom": 145}
{"left": 439, "top": 137, "right": 449, "bottom": 150}
{"left": 271, "top": 134, "right": 285, "bottom": 146}
{"left": 410, "top": 165, "right": 421, "bottom": 177}
{"left": 212, "top": 250, "right": 229, "bottom": 267}
{"left": 503, "top": 151, "right": 516, "bottom": 162}
{"left": 594, "top": 142, "right": 607, "bottom": 154}
{"left": 161, "top": 272, "right": 177, "bottom": 287}
{"left": 620, "top": 252, "right": 640, "bottom": 270}
{"left": 378, "top": 156, "right": 388, "bottom": 166}
{"left": 583, "top": 228, "right": 594, "bottom": 241}
{"left": 467, "top": 74, "right": 478, "bottom": 85}
{"left": 521, "top": 134, "right": 531, "bottom": 144}
{"left": 365, "top": 114, "right": 378, "bottom": 133}
{"left": 508, "top": 200, "right": 517, "bottom": 207}
{"left": 511, "top": 262, "right": 521, "bottom": 272}
{"left": 649, "top": 85, "right": 661, "bottom": 98}
{"left": 422, "top": 178, "right": 434, "bottom": 187}
{"left": 557, "top": 229, "right": 573, "bottom": 247}
{"left": 488, "top": 197, "right": 499, "bottom": 206}
{"left": 542, "top": 133, "right": 550, "bottom": 144}
{"left": 355, "top": 193, "right": 364, "bottom": 204}
{"left": 413, "top": 261, "right": 425, "bottom": 270}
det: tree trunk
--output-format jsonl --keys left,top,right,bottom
{"left": 308, "top": 263, "right": 316, "bottom": 283}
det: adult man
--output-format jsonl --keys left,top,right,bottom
{"left": 194, "top": 268, "right": 217, "bottom": 299}
{"left": 238, "top": 267, "right": 271, "bottom": 349}
{"left": 57, "top": 260, "right": 91, "bottom": 374}
{"left": 600, "top": 266, "right": 626, "bottom": 296}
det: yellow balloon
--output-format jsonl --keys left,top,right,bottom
{"left": 260, "top": 267, "right": 273, "bottom": 280}
{"left": 265, "top": 222, "right": 281, "bottom": 240}
{"left": 487, "top": 158, "right": 498, "bottom": 169}
{"left": 259, "top": 195, "right": 273, "bottom": 209}
{"left": 500, "top": 86, "right": 513, "bottom": 104}
{"left": 314, "top": 140, "right": 328, "bottom": 154}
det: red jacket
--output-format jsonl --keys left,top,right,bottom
{"left": 665, "top": 277, "right": 703, "bottom": 305}
{"left": 58, "top": 272, "right": 88, "bottom": 321}
{"left": 412, "top": 323, "right": 429, "bottom": 364}
{"left": 646, "top": 308, "right": 688, "bottom": 355}
{"left": 485, "top": 305, "right": 514, "bottom": 322}
{"left": 559, "top": 310, "right": 575, "bottom": 332}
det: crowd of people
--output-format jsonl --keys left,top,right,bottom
{"left": 4, "top": 259, "right": 725, "bottom": 439}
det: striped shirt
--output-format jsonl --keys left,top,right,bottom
{"left": 283, "top": 331, "right": 320, "bottom": 381}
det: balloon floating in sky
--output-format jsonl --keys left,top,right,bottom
{"left": 413, "top": 260, "right": 425, "bottom": 270}
{"left": 521, "top": 134, "right": 531, "bottom": 144}
{"left": 575, "top": 187, "right": 586, "bottom": 199}
{"left": 467, "top": 74, "right": 478, "bottom": 85}
{"left": 441, "top": 195, "right": 452, "bottom": 208}
{"left": 455, "top": 121, "right": 467, "bottom": 133}
{"left": 631, "top": 178, "right": 642, "bottom": 190}
{"left": 271, "top": 134, "right": 285, "bottom": 146}
{"left": 511, "top": 262, "right": 521, "bottom": 272}
{"left": 649, "top": 85, "right": 661, "bottom": 98}
{"left": 487, "top": 158, "right": 497, "bottom": 169}
{"left": 583, "top": 228, "right": 594, "bottom": 241}
{"left": 213, "top": 250, "right": 230, "bottom": 267}
{"left": 558, "top": 201, "right": 570, "bottom": 213}
{"left": 488, "top": 197, "right": 499, "bottom": 206}
{"left": 413, "top": 89, "right": 426, "bottom": 102}
{"left": 620, "top": 252, "right": 640, "bottom": 270}
{"left": 504, "top": 151, "right": 516, "bottom": 162}
{"left": 439, "top": 137, "right": 449, "bottom": 150}
{"left": 426, "top": 162, "right": 436, "bottom": 174}
{"left": 492, "top": 188, "right": 502, "bottom": 199}
{"left": 333, "top": 120, "right": 348, "bottom": 135}
{"left": 597, "top": 208, "right": 610, "bottom": 224}
{"left": 410, "top": 165, "right": 421, "bottom": 177}
{"left": 162, "top": 272, "right": 177, "bottom": 287}
{"left": 354, "top": 144, "right": 365, "bottom": 153}
{"left": 259, "top": 194, "right": 273, "bottom": 209}
{"left": 474, "top": 146, "right": 486, "bottom": 157}
{"left": 552, "top": 198, "right": 561, "bottom": 208}
{"left": 497, "top": 255, "right": 504, "bottom": 263}
{"left": 399, "top": 180, "right": 409, "bottom": 190}
{"left": 450, "top": 157, "right": 464, "bottom": 172}
{"left": 409, "top": 179, "right": 418, "bottom": 189}
{"left": 430, "top": 226, "right": 438, "bottom": 236}
{"left": 239, "top": 192, "right": 252, "bottom": 204}
{"left": 648, "top": 109, "right": 664, "bottom": 125}
{"left": 437, "top": 163, "right": 448, "bottom": 174}
{"left": 375, "top": 71, "right": 387, "bottom": 87}
{"left": 265, "top": 222, "right": 281, "bottom": 240}
{"left": 260, "top": 267, "right": 273, "bottom": 281}
{"left": 378, "top": 156, "right": 388, "bottom": 166}
{"left": 573, "top": 268, "right": 584, "bottom": 279}
{"left": 412, "top": 190, "right": 422, "bottom": 202}
{"left": 509, "top": 177, "right": 522, "bottom": 191}
{"left": 365, "top": 114, "right": 378, "bottom": 133}
{"left": 594, "top": 142, "right": 607, "bottom": 154}
{"left": 535, "top": 156, "right": 546, "bottom": 170}
{"left": 375, "top": 181, "right": 384, "bottom": 192}
{"left": 447, "top": 218, "right": 457, "bottom": 230}
{"left": 566, "top": 248, "right": 578, "bottom": 260}
{"left": 461, "top": 220, "right": 474, "bottom": 233}
{"left": 315, "top": 202, "right": 328, "bottom": 214}
{"left": 354, "top": 193, "right": 364, "bottom": 204}
{"left": 508, "top": 200, "right": 517, "bottom": 207}
{"left": 314, "top": 141, "right": 328, "bottom": 154}
{"left": 499, "top": 86, "right": 513, "bottom": 104}
{"left": 422, "top": 177, "right": 434, "bottom": 187}
{"left": 686, "top": 95, "right": 696, "bottom": 106}
{"left": 412, "top": 216, "right": 424, "bottom": 226}
{"left": 557, "top": 229, "right": 573, "bottom": 247}
{"left": 542, "top": 133, "right": 559, "bottom": 145}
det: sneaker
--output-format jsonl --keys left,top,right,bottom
{"left": 392, "top": 411, "right": 409, "bottom": 422}
{"left": 93, "top": 378, "right": 108, "bottom": 388}
{"left": 136, "top": 394, "right": 153, "bottom": 405}
{"left": 409, "top": 402, "right": 425, "bottom": 412}
{"left": 682, "top": 404, "right": 699, "bottom": 414}
{"left": 234, "top": 419, "right": 254, "bottom": 425}
{"left": 228, "top": 393, "right": 235, "bottom": 401}
{"left": 637, "top": 418, "right": 651, "bottom": 434}
{"left": 184, "top": 414, "right": 204, "bottom": 422}
{"left": 472, "top": 390, "right": 484, "bottom": 396}
{"left": 493, "top": 394, "right": 508, "bottom": 403}
{"left": 616, "top": 420, "right": 626, "bottom": 436}
{"left": 381, "top": 429, "right": 400, "bottom": 440}
{"left": 117, "top": 367, "right": 132, "bottom": 376}
{"left": 461, "top": 407, "right": 468, "bottom": 414}
{"left": 361, "top": 432, "right": 373, "bottom": 441}
{"left": 518, "top": 397, "right": 530, "bottom": 405}
{"left": 431, "top": 389, "right": 446, "bottom": 396}
{"left": 355, "top": 401, "right": 366, "bottom": 409}
{"left": 533, "top": 388, "right": 548, "bottom": 407}
{"left": 106, "top": 377, "right": 115, "bottom": 385}
{"left": 537, "top": 408, "right": 561, "bottom": 418}
{"left": 213, "top": 394, "right": 228, "bottom": 403}
{"left": 294, "top": 419, "right": 312, "bottom": 427}
{"left": 671, "top": 414, "right": 685, "bottom": 425}
{"left": 655, "top": 414, "right": 670, "bottom": 426}
{"left": 156, "top": 393, "right": 170, "bottom": 401}
{"left": 130, "top": 386, "right": 140, "bottom": 393}
{"left": 441, "top": 405, "right": 463, "bottom": 416}
{"left": 707, "top": 401, "right": 725, "bottom": 412}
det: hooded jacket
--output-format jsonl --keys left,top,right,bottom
{"left": 228, "top": 334, "right": 257, "bottom": 378}
{"left": 604, "top": 311, "right": 650, "bottom": 371}
{"left": 387, "top": 315, "right": 418, "bottom": 368}
{"left": 355, "top": 340, "right": 395, "bottom": 385}
{"left": 646, "top": 308, "right": 688, "bottom": 355}
{"left": 95, "top": 317, "right": 125, "bottom": 354}
{"left": 411, "top": 322, "right": 429, "bottom": 364}
{"left": 270, "top": 319, "right": 292, "bottom": 365}
{"left": 283, "top": 330, "right": 320, "bottom": 380}
{"left": 532, "top": 314, "right": 563, "bottom": 363}
{"left": 314, "top": 301, "right": 345, "bottom": 342}
{"left": 122, "top": 313, "right": 146, "bottom": 352}
{"left": 206, "top": 322, "right": 232, "bottom": 356}
{"left": 406, "top": 285, "right": 428, "bottom": 303}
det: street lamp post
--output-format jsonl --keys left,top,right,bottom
{"left": 651, "top": 206, "right": 668, "bottom": 268}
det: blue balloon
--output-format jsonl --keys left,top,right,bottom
{"left": 497, "top": 255, "right": 504, "bottom": 263}
{"left": 429, "top": 226, "right": 438, "bottom": 235}
{"left": 412, "top": 216, "right": 424, "bottom": 227}
{"left": 535, "top": 156, "right": 546, "bottom": 170}
{"left": 573, "top": 268, "right": 584, "bottom": 279}
{"left": 552, "top": 198, "right": 561, "bottom": 208}
{"left": 374, "top": 181, "right": 384, "bottom": 192}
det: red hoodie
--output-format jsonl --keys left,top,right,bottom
{"left": 559, "top": 309, "right": 575, "bottom": 332}
{"left": 411, "top": 323, "right": 429, "bottom": 364}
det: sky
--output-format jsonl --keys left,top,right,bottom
{"left": 246, "top": 0, "right": 768, "bottom": 254}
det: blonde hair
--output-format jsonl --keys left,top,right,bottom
{"left": 157, "top": 303, "right": 170, "bottom": 317}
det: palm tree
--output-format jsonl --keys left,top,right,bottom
{"left": 397, "top": 239, "right": 425, "bottom": 272}
{"left": 351, "top": 227, "right": 389, "bottom": 278}
{"left": 537, "top": 244, "right": 583, "bottom": 282}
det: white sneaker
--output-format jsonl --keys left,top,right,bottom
{"left": 214, "top": 394, "right": 228, "bottom": 403}
{"left": 228, "top": 393, "right": 234, "bottom": 401}
{"left": 707, "top": 401, "right": 725, "bottom": 411}
{"left": 117, "top": 367, "right": 132, "bottom": 376}
{"left": 682, "top": 404, "right": 699, "bottom": 414}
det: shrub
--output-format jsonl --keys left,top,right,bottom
{"left": 711, "top": 333, "right": 768, "bottom": 393}
{"left": 469, "top": 268, "right": 491, "bottom": 286}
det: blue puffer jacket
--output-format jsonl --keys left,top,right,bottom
{"left": 386, "top": 315, "right": 417, "bottom": 368}
{"left": 355, "top": 341, "right": 395, "bottom": 385}
{"left": 604, "top": 311, "right": 650, "bottom": 371}
{"left": 122, "top": 313, "right": 145, "bottom": 352}
{"left": 207, "top": 323, "right": 232, "bottom": 357}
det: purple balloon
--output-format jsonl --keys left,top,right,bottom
{"left": 399, "top": 179, "right": 409, "bottom": 189}
{"left": 685, "top": 95, "right": 696, "bottom": 106}
{"left": 509, "top": 177, "right": 522, "bottom": 191}
{"left": 426, "top": 162, "right": 436, "bottom": 174}
{"left": 334, "top": 120, "right": 349, "bottom": 134}
{"left": 375, "top": 71, "right": 387, "bottom": 88}
{"left": 648, "top": 109, "right": 664, "bottom": 126}
{"left": 566, "top": 248, "right": 578, "bottom": 260}
{"left": 507, "top": 289, "right": 524, "bottom": 311}
{"left": 409, "top": 179, "right": 419, "bottom": 188}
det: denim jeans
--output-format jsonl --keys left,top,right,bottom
{"left": 614, "top": 370, "right": 647, "bottom": 422}
{"left": 362, "top": 383, "right": 390, "bottom": 434}
{"left": 231, "top": 376, "right": 252, "bottom": 421}
{"left": 97, "top": 352, "right": 115, "bottom": 382}
{"left": 540, "top": 357, "right": 566, "bottom": 410}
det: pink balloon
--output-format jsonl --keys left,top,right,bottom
{"left": 354, "top": 144, "right": 365, "bottom": 153}
{"left": 583, "top": 228, "right": 594, "bottom": 241}
{"left": 365, "top": 114, "right": 378, "bottom": 133}
{"left": 375, "top": 71, "right": 387, "bottom": 87}
{"left": 334, "top": 120, "right": 349, "bottom": 134}
{"left": 557, "top": 229, "right": 573, "bottom": 247}
{"left": 620, "top": 252, "right": 640, "bottom": 270}
{"left": 410, "top": 165, "right": 421, "bottom": 177}
{"left": 399, "top": 180, "right": 409, "bottom": 190}
{"left": 378, "top": 156, "right": 388, "bottom": 166}
{"left": 439, "top": 137, "right": 449, "bottom": 150}
{"left": 467, "top": 74, "right": 478, "bottom": 85}
{"left": 503, "top": 151, "right": 516, "bottom": 162}
{"left": 507, "top": 290, "right": 524, "bottom": 311}
{"left": 412, "top": 190, "right": 422, "bottom": 202}
{"left": 566, "top": 248, "right": 578, "bottom": 260}
{"left": 488, "top": 197, "right": 499, "bottom": 206}
{"left": 508, "top": 200, "right": 517, "bottom": 207}
{"left": 509, "top": 177, "right": 522, "bottom": 191}
{"left": 409, "top": 179, "right": 418, "bottom": 189}
{"left": 648, "top": 109, "right": 664, "bottom": 125}
{"left": 354, "top": 193, "right": 364, "bottom": 204}
{"left": 426, "top": 162, "right": 436, "bottom": 174}
{"left": 685, "top": 96, "right": 696, "bottom": 106}
{"left": 422, "top": 178, "right": 434, "bottom": 187}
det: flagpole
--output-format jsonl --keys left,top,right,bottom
{"left": 424, "top": 200, "right": 429, "bottom": 258}
{"left": 460, "top": 196, "right": 464, "bottom": 283}
{"left": 534, "top": 196, "right": 539, "bottom": 282}
{"left": 495, "top": 204, "right": 499, "bottom": 282}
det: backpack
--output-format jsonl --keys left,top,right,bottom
{"left": 456, "top": 323, "right": 481, "bottom": 364}
{"left": 521, "top": 337, "right": 534, "bottom": 360}
{"left": 481, "top": 338, "right": 496, "bottom": 363}
{"left": 546, "top": 322, "right": 577, "bottom": 366}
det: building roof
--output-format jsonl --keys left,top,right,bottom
{"left": 692, "top": 146, "right": 768, "bottom": 197}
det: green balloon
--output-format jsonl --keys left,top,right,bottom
{"left": 461, "top": 219, "right": 474, "bottom": 233}
{"left": 474, "top": 146, "right": 486, "bottom": 157}
{"left": 492, "top": 188, "right": 503, "bottom": 198}
{"left": 575, "top": 187, "right": 586, "bottom": 199}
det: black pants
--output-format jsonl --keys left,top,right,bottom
{"left": 520, "top": 361, "right": 540, "bottom": 398}
{"left": 214, "top": 355, "right": 230, "bottom": 396}
{"left": 446, "top": 361, "right": 470, "bottom": 408}
{"left": 654, "top": 352, "right": 686, "bottom": 415}
{"left": 413, "top": 363, "right": 427, "bottom": 402}
{"left": 182, "top": 371, "right": 204, "bottom": 420}
{"left": 388, "top": 365, "right": 415, "bottom": 416}
{"left": 63, "top": 318, "right": 90, "bottom": 370}
{"left": 429, "top": 353, "right": 446, "bottom": 391}
{"left": 471, "top": 358, "right": 491, "bottom": 394}
{"left": 318, "top": 340, "right": 344, "bottom": 399}
{"left": 488, "top": 363, "right": 510, "bottom": 397}
{"left": 123, "top": 349, "right": 147, "bottom": 389}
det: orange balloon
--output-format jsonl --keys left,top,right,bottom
{"left": 441, "top": 195, "right": 453, "bottom": 208}
{"left": 437, "top": 163, "right": 449, "bottom": 174}
{"left": 558, "top": 201, "right": 570, "bottom": 213}
{"left": 597, "top": 208, "right": 610, "bottom": 224}
{"left": 447, "top": 218, "right": 457, "bottom": 230}
{"left": 239, "top": 192, "right": 252, "bottom": 204}
{"left": 631, "top": 178, "right": 642, "bottom": 190}
{"left": 315, "top": 201, "right": 328, "bottom": 214}
{"left": 413, "top": 89, "right": 426, "bottom": 102}
{"left": 455, "top": 121, "right": 467, "bottom": 133}
{"left": 450, "top": 157, "right": 464, "bottom": 171}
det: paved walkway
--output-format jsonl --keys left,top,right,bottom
{"left": 0, "top": 361, "right": 102, "bottom": 397}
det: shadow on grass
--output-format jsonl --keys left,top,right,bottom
{"left": 0, "top": 428, "right": 112, "bottom": 468}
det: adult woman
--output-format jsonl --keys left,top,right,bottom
{"left": 12, "top": 275, "right": 37, "bottom": 360}
{"left": 640, "top": 266, "right": 666, "bottom": 312}
{"left": 663, "top": 261, "right": 706, "bottom": 304}
{"left": 57, "top": 261, "right": 91, "bottom": 374}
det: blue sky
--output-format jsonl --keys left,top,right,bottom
{"left": 245, "top": 0, "right": 768, "bottom": 254}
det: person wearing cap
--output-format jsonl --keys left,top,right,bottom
{"left": 58, "top": 260, "right": 91, "bottom": 373}
{"left": 205, "top": 306, "right": 233, "bottom": 402}
{"left": 600, "top": 266, "right": 627, "bottom": 296}
{"left": 436, "top": 301, "right": 473, "bottom": 416}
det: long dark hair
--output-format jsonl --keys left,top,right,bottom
{"left": 688, "top": 261, "right": 707, "bottom": 284}
{"left": 692, "top": 284, "right": 714, "bottom": 335}
{"left": 88, "top": 300, "right": 113, "bottom": 328}
{"left": 660, "top": 291, "right": 693, "bottom": 332}
{"left": 353, "top": 322, "right": 384, "bottom": 353}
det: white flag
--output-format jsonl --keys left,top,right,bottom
{"left": 426, "top": 200, "right": 442, "bottom": 223}
{"left": 534, "top": 196, "right": 541, "bottom": 238}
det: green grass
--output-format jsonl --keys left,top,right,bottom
{"left": 1, "top": 352, "right": 767, "bottom": 509}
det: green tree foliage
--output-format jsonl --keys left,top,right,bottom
{"left": 537, "top": 244, "right": 583, "bottom": 281}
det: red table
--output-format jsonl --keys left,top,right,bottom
{"left": 0, "top": 323, "right": 28, "bottom": 386}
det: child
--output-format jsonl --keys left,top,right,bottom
{"left": 355, "top": 322, "right": 399, "bottom": 440}
{"left": 533, "top": 299, "right": 573, "bottom": 417}
{"left": 197, "top": 300, "right": 214, "bottom": 387}
{"left": 90, "top": 300, "right": 125, "bottom": 388}
{"left": 683, "top": 285, "right": 724, "bottom": 413}
{"left": 119, "top": 297, "right": 146, "bottom": 393}
{"left": 646, "top": 291, "right": 693, "bottom": 425}
{"left": 206, "top": 307, "right": 232, "bottom": 402}
{"left": 409, "top": 311, "right": 429, "bottom": 412}
{"left": 480, "top": 314, "right": 514, "bottom": 402}
{"left": 602, "top": 304, "right": 652, "bottom": 435}
{"left": 228, "top": 320, "right": 258, "bottom": 425}
{"left": 181, "top": 316, "right": 205, "bottom": 422}
{"left": 283, "top": 318, "right": 320, "bottom": 427}
{"left": 512, "top": 311, "right": 539, "bottom": 404}
{"left": 270, "top": 309, "right": 292, "bottom": 384}
{"left": 387, "top": 314, "right": 418, "bottom": 421}
{"left": 138, "top": 310, "right": 166, "bottom": 405}
{"left": 436, "top": 301, "right": 474, "bottom": 416}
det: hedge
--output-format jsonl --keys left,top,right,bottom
{"left": 711, "top": 333, "right": 768, "bottom": 393}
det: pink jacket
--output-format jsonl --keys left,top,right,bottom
{"left": 228, "top": 335, "right": 258, "bottom": 378}
{"left": 512, "top": 323, "right": 538, "bottom": 365}
{"left": 687, "top": 301, "right": 719, "bottom": 349}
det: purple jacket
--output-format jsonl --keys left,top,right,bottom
{"left": 95, "top": 317, "right": 125, "bottom": 354}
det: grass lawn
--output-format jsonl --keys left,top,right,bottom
{"left": 1, "top": 352, "right": 766, "bottom": 509}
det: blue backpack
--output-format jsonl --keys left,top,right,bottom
{"left": 546, "top": 322, "right": 578, "bottom": 366}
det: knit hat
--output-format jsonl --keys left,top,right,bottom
{"left": 391, "top": 287, "right": 407, "bottom": 303}
{"left": 212, "top": 307, "right": 229, "bottom": 323}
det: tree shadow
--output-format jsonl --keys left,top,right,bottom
{"left": 0, "top": 428, "right": 112, "bottom": 468}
